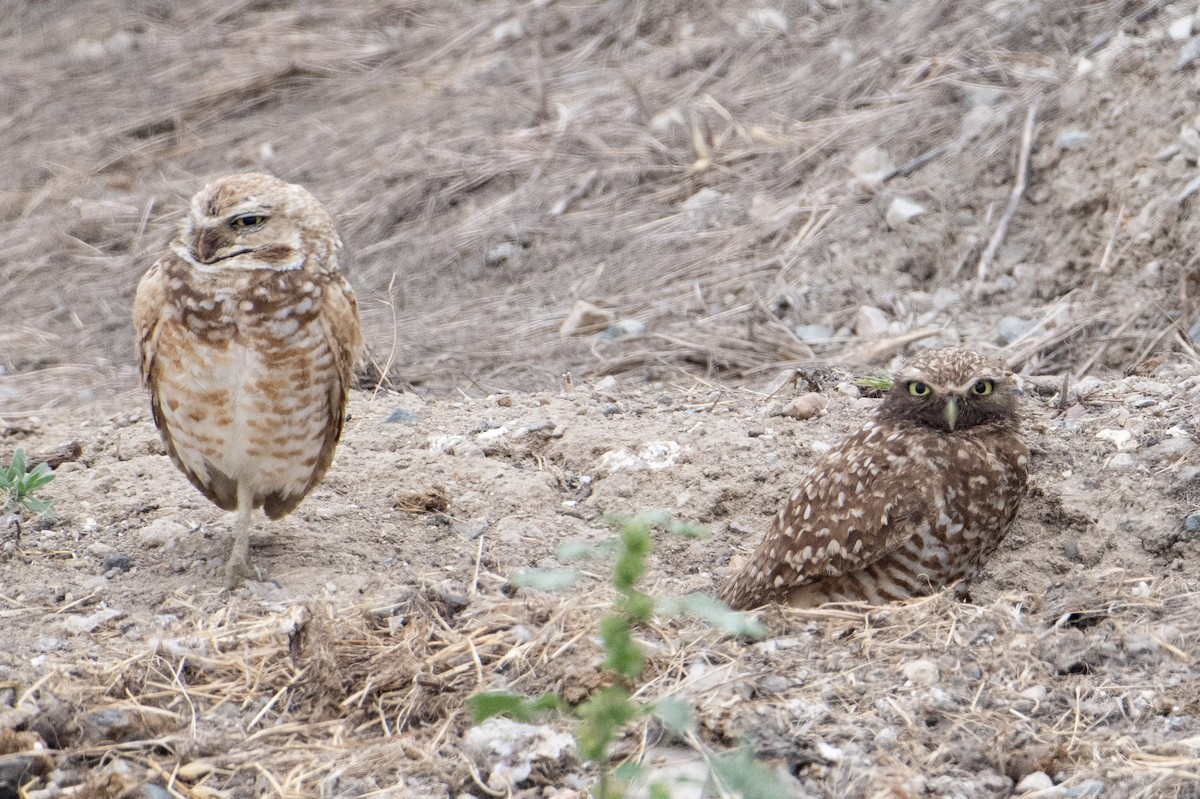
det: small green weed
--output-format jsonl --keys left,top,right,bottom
{"left": 852, "top": 372, "right": 893, "bottom": 394}
{"left": 1, "top": 448, "right": 57, "bottom": 519}
{"left": 469, "top": 510, "right": 777, "bottom": 798}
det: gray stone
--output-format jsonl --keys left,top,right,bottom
{"left": 0, "top": 754, "right": 50, "bottom": 791}
{"left": 602, "top": 318, "right": 645, "bottom": 338}
{"left": 137, "top": 518, "right": 187, "bottom": 549}
{"left": 101, "top": 551, "right": 133, "bottom": 574}
{"left": 384, "top": 407, "right": 420, "bottom": 424}
{"left": 1184, "top": 514, "right": 1200, "bottom": 534}
{"left": 454, "top": 517, "right": 490, "bottom": 540}
{"left": 997, "top": 316, "right": 1036, "bottom": 344}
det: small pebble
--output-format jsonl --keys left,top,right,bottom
{"left": 384, "top": 407, "right": 420, "bottom": 424}
{"left": 1016, "top": 772, "right": 1054, "bottom": 793}
{"left": 101, "top": 551, "right": 134, "bottom": 575}
{"left": 1184, "top": 514, "right": 1200, "bottom": 534}
{"left": 453, "top": 517, "right": 490, "bottom": 540}
{"left": 1106, "top": 452, "right": 1135, "bottom": 470}
{"left": 885, "top": 197, "right": 926, "bottom": 228}
{"left": 1170, "top": 15, "right": 1194, "bottom": 41}
{"left": 593, "top": 375, "right": 618, "bottom": 393}
{"left": 1020, "top": 684, "right": 1048, "bottom": 702}
{"left": 793, "top": 324, "right": 834, "bottom": 342}
{"left": 137, "top": 519, "right": 187, "bottom": 549}
{"left": 782, "top": 393, "right": 826, "bottom": 420}
{"left": 1055, "top": 130, "right": 1091, "bottom": 149}
{"left": 901, "top": 659, "right": 939, "bottom": 686}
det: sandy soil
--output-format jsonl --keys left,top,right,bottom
{"left": 4, "top": 1, "right": 1200, "bottom": 797}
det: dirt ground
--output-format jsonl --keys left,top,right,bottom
{"left": 5, "top": 0, "right": 1200, "bottom": 797}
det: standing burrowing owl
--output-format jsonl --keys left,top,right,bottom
{"left": 722, "top": 348, "right": 1028, "bottom": 609}
{"left": 133, "top": 173, "right": 362, "bottom": 587}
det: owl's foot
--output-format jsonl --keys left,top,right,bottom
{"left": 223, "top": 552, "right": 261, "bottom": 590}
{"left": 222, "top": 523, "right": 262, "bottom": 590}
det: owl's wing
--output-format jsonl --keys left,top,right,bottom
{"left": 132, "top": 259, "right": 172, "bottom": 428}
{"left": 264, "top": 271, "right": 362, "bottom": 519}
{"left": 722, "top": 421, "right": 934, "bottom": 608}
{"left": 317, "top": 272, "right": 362, "bottom": 446}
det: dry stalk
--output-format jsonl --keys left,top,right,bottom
{"left": 977, "top": 102, "right": 1038, "bottom": 283}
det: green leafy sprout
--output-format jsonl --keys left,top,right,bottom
{"left": 469, "top": 510, "right": 776, "bottom": 799}
{"left": 852, "top": 372, "right": 893, "bottom": 393}
{"left": 1, "top": 448, "right": 57, "bottom": 519}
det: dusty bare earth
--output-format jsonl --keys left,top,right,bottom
{"left": 5, "top": 0, "right": 1200, "bottom": 797}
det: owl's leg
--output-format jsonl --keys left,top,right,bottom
{"left": 224, "top": 483, "right": 258, "bottom": 588}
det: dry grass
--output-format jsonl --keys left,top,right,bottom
{"left": 5, "top": 569, "right": 1198, "bottom": 797}
{"left": 3, "top": 0, "right": 1198, "bottom": 416}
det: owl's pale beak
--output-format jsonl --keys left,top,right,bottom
{"left": 942, "top": 397, "right": 959, "bottom": 431}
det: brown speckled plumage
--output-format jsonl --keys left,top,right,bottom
{"left": 133, "top": 173, "right": 361, "bottom": 586}
{"left": 721, "top": 348, "right": 1028, "bottom": 609}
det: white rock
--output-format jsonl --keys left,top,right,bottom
{"left": 737, "top": 8, "right": 788, "bottom": 37}
{"left": 428, "top": 434, "right": 465, "bottom": 454}
{"left": 64, "top": 608, "right": 124, "bottom": 635}
{"left": 886, "top": 197, "right": 926, "bottom": 228}
{"left": 855, "top": 305, "right": 891, "bottom": 338}
{"left": 464, "top": 718, "right": 577, "bottom": 791}
{"left": 649, "top": 107, "right": 686, "bottom": 135}
{"left": 1020, "top": 684, "right": 1047, "bottom": 702}
{"left": 815, "top": 739, "right": 844, "bottom": 762}
{"left": 1170, "top": 15, "right": 1194, "bottom": 41}
{"left": 1016, "top": 772, "right": 1054, "bottom": 793}
{"left": 491, "top": 18, "right": 524, "bottom": 42}
{"left": 1096, "top": 429, "right": 1135, "bottom": 450}
{"left": 681, "top": 187, "right": 726, "bottom": 210}
{"left": 138, "top": 519, "right": 187, "bottom": 549}
{"left": 476, "top": 426, "right": 509, "bottom": 442}
{"left": 850, "top": 147, "right": 894, "bottom": 185}
{"left": 593, "top": 375, "right": 619, "bottom": 393}
{"left": 597, "top": 441, "right": 681, "bottom": 473}
{"left": 901, "top": 659, "right": 939, "bottom": 686}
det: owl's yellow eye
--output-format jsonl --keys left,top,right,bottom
{"left": 907, "top": 381, "right": 931, "bottom": 396}
{"left": 230, "top": 214, "right": 267, "bottom": 229}
{"left": 971, "top": 379, "right": 994, "bottom": 396}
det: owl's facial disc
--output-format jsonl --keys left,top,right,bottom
{"left": 181, "top": 201, "right": 304, "bottom": 271}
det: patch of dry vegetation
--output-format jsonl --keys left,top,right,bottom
{"left": 3, "top": 570, "right": 1198, "bottom": 796}
{"left": 5, "top": 0, "right": 1200, "bottom": 415}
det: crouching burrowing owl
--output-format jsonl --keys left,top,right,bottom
{"left": 133, "top": 173, "right": 362, "bottom": 587}
{"left": 721, "top": 348, "right": 1028, "bottom": 610}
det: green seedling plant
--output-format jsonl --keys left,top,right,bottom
{"left": 1, "top": 448, "right": 57, "bottom": 520}
{"left": 469, "top": 511, "right": 777, "bottom": 799}
{"left": 852, "top": 372, "right": 893, "bottom": 394}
